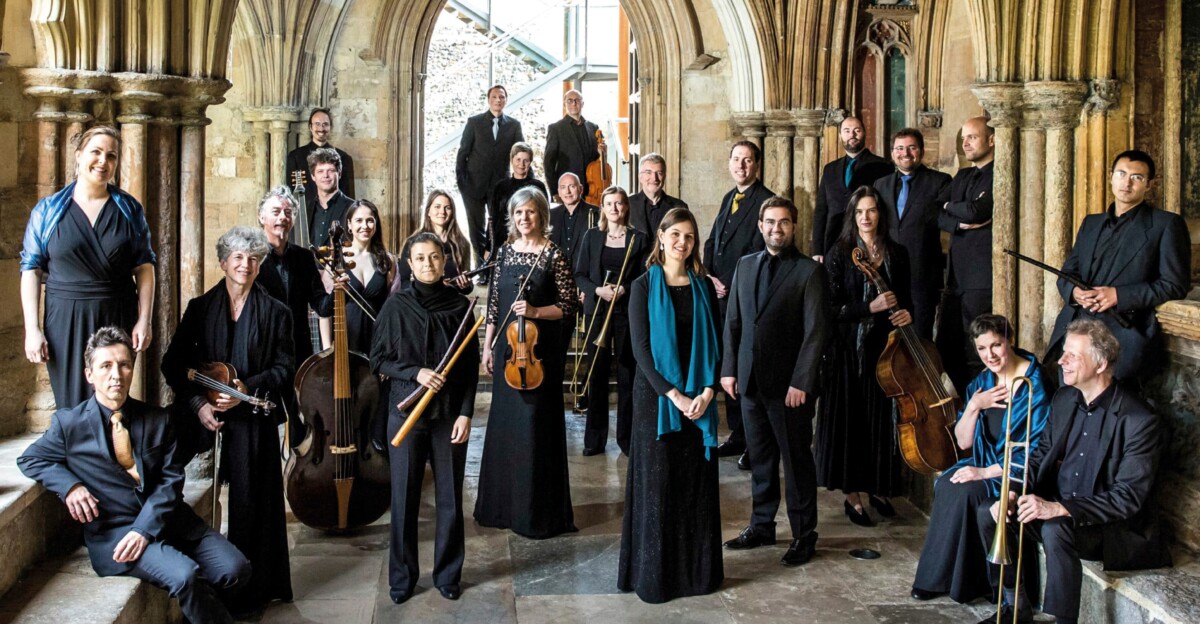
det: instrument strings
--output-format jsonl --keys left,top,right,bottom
{"left": 190, "top": 372, "right": 259, "bottom": 404}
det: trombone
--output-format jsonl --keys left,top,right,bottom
{"left": 570, "top": 231, "right": 637, "bottom": 400}
{"left": 986, "top": 375, "right": 1035, "bottom": 624}
{"left": 569, "top": 269, "right": 611, "bottom": 407}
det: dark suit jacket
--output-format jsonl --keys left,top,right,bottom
{"left": 455, "top": 111, "right": 525, "bottom": 200}
{"left": 812, "top": 150, "right": 893, "bottom": 253}
{"left": 18, "top": 397, "right": 208, "bottom": 576}
{"left": 1030, "top": 385, "right": 1171, "bottom": 571}
{"left": 703, "top": 180, "right": 774, "bottom": 288}
{"left": 543, "top": 115, "right": 599, "bottom": 195}
{"left": 628, "top": 191, "right": 688, "bottom": 236}
{"left": 721, "top": 250, "right": 832, "bottom": 397}
{"left": 549, "top": 202, "right": 599, "bottom": 269}
{"left": 938, "top": 163, "right": 994, "bottom": 292}
{"left": 873, "top": 166, "right": 952, "bottom": 295}
{"left": 573, "top": 227, "right": 652, "bottom": 317}
{"left": 257, "top": 243, "right": 329, "bottom": 362}
{"left": 1046, "top": 203, "right": 1190, "bottom": 381}
{"left": 285, "top": 142, "right": 355, "bottom": 199}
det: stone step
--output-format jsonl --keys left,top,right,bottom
{"left": 0, "top": 434, "right": 75, "bottom": 600}
{"left": 0, "top": 477, "right": 212, "bottom": 624}
{"left": 1076, "top": 547, "right": 1200, "bottom": 624}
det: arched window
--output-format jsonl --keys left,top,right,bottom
{"left": 853, "top": 17, "right": 913, "bottom": 151}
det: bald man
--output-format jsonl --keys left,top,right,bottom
{"left": 936, "top": 116, "right": 995, "bottom": 392}
{"left": 544, "top": 89, "right": 600, "bottom": 198}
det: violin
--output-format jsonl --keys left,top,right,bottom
{"left": 584, "top": 129, "right": 613, "bottom": 206}
{"left": 850, "top": 247, "right": 965, "bottom": 474}
{"left": 503, "top": 272, "right": 545, "bottom": 391}
{"left": 187, "top": 362, "right": 276, "bottom": 414}
{"left": 286, "top": 221, "right": 389, "bottom": 532}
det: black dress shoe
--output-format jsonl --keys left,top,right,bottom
{"left": 716, "top": 440, "right": 745, "bottom": 457}
{"left": 976, "top": 605, "right": 1032, "bottom": 624}
{"left": 844, "top": 500, "right": 875, "bottom": 527}
{"left": 582, "top": 447, "right": 604, "bottom": 457}
{"left": 910, "top": 587, "right": 943, "bottom": 601}
{"left": 390, "top": 589, "right": 413, "bottom": 604}
{"left": 780, "top": 534, "right": 817, "bottom": 567}
{"left": 723, "top": 526, "right": 776, "bottom": 550}
{"left": 869, "top": 495, "right": 897, "bottom": 518}
{"left": 737, "top": 451, "right": 751, "bottom": 471}
{"left": 437, "top": 585, "right": 461, "bottom": 600}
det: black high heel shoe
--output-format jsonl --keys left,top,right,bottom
{"left": 869, "top": 495, "right": 897, "bottom": 518}
{"left": 844, "top": 500, "right": 875, "bottom": 527}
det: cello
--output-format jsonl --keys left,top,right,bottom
{"left": 286, "top": 221, "right": 390, "bottom": 531}
{"left": 584, "top": 129, "right": 613, "bottom": 205}
{"left": 850, "top": 247, "right": 965, "bottom": 474}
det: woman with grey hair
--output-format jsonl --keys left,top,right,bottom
{"left": 474, "top": 186, "right": 579, "bottom": 539}
{"left": 163, "top": 225, "right": 296, "bottom": 616}
{"left": 487, "top": 141, "right": 548, "bottom": 256}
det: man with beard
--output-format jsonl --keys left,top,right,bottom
{"left": 544, "top": 90, "right": 600, "bottom": 197}
{"left": 873, "top": 129, "right": 952, "bottom": 339}
{"left": 705, "top": 141, "right": 775, "bottom": 468}
{"left": 937, "top": 117, "right": 995, "bottom": 392}
{"left": 720, "top": 196, "right": 831, "bottom": 568}
{"left": 628, "top": 153, "right": 689, "bottom": 236}
{"left": 285, "top": 108, "right": 355, "bottom": 200}
{"left": 812, "top": 116, "right": 893, "bottom": 259}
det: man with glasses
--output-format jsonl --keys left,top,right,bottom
{"left": 1044, "top": 150, "right": 1189, "bottom": 382}
{"left": 628, "top": 152, "right": 688, "bottom": 235}
{"left": 544, "top": 89, "right": 600, "bottom": 198}
{"left": 873, "top": 128, "right": 952, "bottom": 338}
{"left": 286, "top": 108, "right": 355, "bottom": 200}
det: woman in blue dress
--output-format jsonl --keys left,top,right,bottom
{"left": 911, "top": 314, "right": 1050, "bottom": 603}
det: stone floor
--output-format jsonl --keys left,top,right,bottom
{"left": 248, "top": 395, "right": 1020, "bottom": 624}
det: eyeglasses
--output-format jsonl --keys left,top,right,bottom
{"left": 1112, "top": 170, "right": 1148, "bottom": 183}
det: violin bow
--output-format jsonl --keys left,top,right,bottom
{"left": 311, "top": 244, "right": 379, "bottom": 322}
{"left": 396, "top": 296, "right": 479, "bottom": 412}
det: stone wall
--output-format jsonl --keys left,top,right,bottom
{"left": 1183, "top": 0, "right": 1200, "bottom": 220}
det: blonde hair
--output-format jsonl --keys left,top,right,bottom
{"left": 505, "top": 187, "right": 552, "bottom": 243}
{"left": 597, "top": 185, "right": 630, "bottom": 235}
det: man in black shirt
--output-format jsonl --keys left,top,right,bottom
{"left": 937, "top": 117, "right": 995, "bottom": 393}
{"left": 977, "top": 320, "right": 1170, "bottom": 624}
{"left": 628, "top": 153, "right": 689, "bottom": 236}
{"left": 811, "top": 116, "right": 892, "bottom": 258}
{"left": 306, "top": 148, "right": 355, "bottom": 247}
{"left": 544, "top": 90, "right": 600, "bottom": 198}
{"left": 1045, "top": 150, "right": 1190, "bottom": 382}
{"left": 705, "top": 141, "right": 773, "bottom": 465}
{"left": 285, "top": 108, "right": 355, "bottom": 200}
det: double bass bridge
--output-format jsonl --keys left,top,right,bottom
{"left": 330, "top": 444, "right": 357, "bottom": 454}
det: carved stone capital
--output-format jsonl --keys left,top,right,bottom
{"left": 730, "top": 111, "right": 766, "bottom": 138}
{"left": 243, "top": 107, "right": 305, "bottom": 125}
{"left": 0, "top": 52, "right": 10, "bottom": 72}
{"left": 1159, "top": 300, "right": 1200, "bottom": 342}
{"left": 764, "top": 110, "right": 795, "bottom": 137}
{"left": 1024, "top": 81, "right": 1088, "bottom": 129}
{"left": 825, "top": 108, "right": 847, "bottom": 127}
{"left": 1087, "top": 79, "right": 1121, "bottom": 115}
{"left": 970, "top": 82, "right": 1025, "bottom": 128}
{"left": 792, "top": 109, "right": 826, "bottom": 138}
{"left": 918, "top": 109, "right": 943, "bottom": 129}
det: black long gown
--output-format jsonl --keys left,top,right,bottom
{"left": 319, "top": 269, "right": 390, "bottom": 355}
{"left": 815, "top": 243, "right": 910, "bottom": 496}
{"left": 473, "top": 242, "right": 578, "bottom": 539}
{"left": 162, "top": 281, "right": 295, "bottom": 612}
{"left": 618, "top": 276, "right": 724, "bottom": 603}
{"left": 43, "top": 200, "right": 150, "bottom": 408}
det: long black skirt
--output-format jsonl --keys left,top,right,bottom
{"left": 618, "top": 372, "right": 723, "bottom": 603}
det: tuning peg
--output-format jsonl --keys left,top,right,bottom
{"left": 344, "top": 250, "right": 355, "bottom": 257}
{"left": 345, "top": 260, "right": 357, "bottom": 269}
{"left": 342, "top": 238, "right": 353, "bottom": 247}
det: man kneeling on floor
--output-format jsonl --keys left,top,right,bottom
{"left": 977, "top": 319, "right": 1171, "bottom": 624}
{"left": 19, "top": 327, "right": 250, "bottom": 624}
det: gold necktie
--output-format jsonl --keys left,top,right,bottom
{"left": 111, "top": 411, "right": 140, "bottom": 484}
{"left": 731, "top": 192, "right": 745, "bottom": 214}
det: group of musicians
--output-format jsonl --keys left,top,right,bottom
{"left": 13, "top": 87, "right": 1190, "bottom": 623}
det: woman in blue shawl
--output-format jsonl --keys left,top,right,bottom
{"left": 911, "top": 314, "right": 1050, "bottom": 604}
{"left": 618, "top": 208, "right": 723, "bottom": 603}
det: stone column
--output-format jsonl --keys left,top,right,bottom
{"left": 971, "top": 83, "right": 1025, "bottom": 323}
{"left": 1083, "top": 79, "right": 1121, "bottom": 225}
{"left": 60, "top": 103, "right": 93, "bottom": 180}
{"left": 115, "top": 95, "right": 157, "bottom": 401}
{"left": 269, "top": 121, "right": 290, "bottom": 190}
{"left": 763, "top": 110, "right": 795, "bottom": 198}
{"left": 180, "top": 104, "right": 211, "bottom": 306}
{"left": 793, "top": 109, "right": 826, "bottom": 257}
{"left": 1017, "top": 115, "right": 1046, "bottom": 349}
{"left": 918, "top": 110, "right": 943, "bottom": 167}
{"left": 253, "top": 121, "right": 270, "bottom": 192}
{"left": 1028, "top": 82, "right": 1088, "bottom": 343}
{"left": 30, "top": 97, "right": 64, "bottom": 197}
{"left": 149, "top": 111, "right": 180, "bottom": 406}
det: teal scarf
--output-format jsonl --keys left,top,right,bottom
{"left": 647, "top": 264, "right": 720, "bottom": 459}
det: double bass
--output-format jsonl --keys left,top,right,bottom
{"left": 584, "top": 129, "right": 613, "bottom": 205}
{"left": 850, "top": 247, "right": 964, "bottom": 474}
{"left": 286, "top": 222, "right": 389, "bottom": 531}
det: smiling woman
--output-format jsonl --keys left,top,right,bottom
{"left": 19, "top": 126, "right": 157, "bottom": 410}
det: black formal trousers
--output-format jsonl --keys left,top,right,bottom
{"left": 976, "top": 502, "right": 1099, "bottom": 620}
{"left": 583, "top": 316, "right": 634, "bottom": 455}
{"left": 935, "top": 287, "right": 993, "bottom": 395}
{"left": 717, "top": 297, "right": 744, "bottom": 446}
{"left": 388, "top": 412, "right": 468, "bottom": 596}
{"left": 462, "top": 194, "right": 489, "bottom": 268}
{"left": 129, "top": 528, "right": 251, "bottom": 624}
{"left": 741, "top": 389, "right": 818, "bottom": 540}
